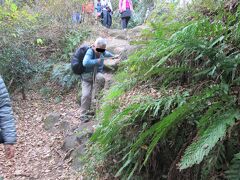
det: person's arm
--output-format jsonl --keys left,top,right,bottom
{"left": 108, "top": 1, "right": 113, "bottom": 11}
{"left": 83, "top": 49, "right": 100, "bottom": 67}
{"left": 119, "top": 0, "right": 123, "bottom": 12}
{"left": 0, "top": 76, "right": 16, "bottom": 158}
{"left": 103, "top": 50, "right": 114, "bottom": 58}
{"left": 82, "top": 5, "right": 85, "bottom": 13}
{"left": 130, "top": 0, "right": 134, "bottom": 11}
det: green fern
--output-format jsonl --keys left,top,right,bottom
{"left": 131, "top": 86, "right": 219, "bottom": 165}
{"left": 51, "top": 63, "right": 78, "bottom": 89}
{"left": 179, "top": 109, "right": 240, "bottom": 170}
{"left": 226, "top": 152, "right": 240, "bottom": 180}
{"left": 200, "top": 143, "right": 226, "bottom": 180}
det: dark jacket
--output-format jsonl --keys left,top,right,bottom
{"left": 0, "top": 76, "right": 17, "bottom": 144}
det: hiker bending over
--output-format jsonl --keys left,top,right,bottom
{"left": 80, "top": 37, "right": 118, "bottom": 122}
{"left": 0, "top": 76, "right": 17, "bottom": 159}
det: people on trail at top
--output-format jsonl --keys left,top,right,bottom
{"left": 0, "top": 76, "right": 16, "bottom": 159}
{"left": 79, "top": 37, "right": 118, "bottom": 123}
{"left": 101, "top": 0, "right": 113, "bottom": 28}
{"left": 119, "top": 0, "right": 133, "bottom": 30}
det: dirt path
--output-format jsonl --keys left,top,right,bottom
{"left": 0, "top": 26, "right": 142, "bottom": 179}
{"left": 0, "top": 90, "right": 83, "bottom": 180}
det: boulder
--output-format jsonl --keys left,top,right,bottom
{"left": 58, "top": 120, "right": 71, "bottom": 134}
{"left": 71, "top": 144, "right": 86, "bottom": 170}
{"left": 43, "top": 113, "right": 61, "bottom": 131}
{"left": 104, "top": 58, "right": 120, "bottom": 72}
{"left": 62, "top": 121, "right": 96, "bottom": 151}
{"left": 74, "top": 121, "right": 96, "bottom": 143}
{"left": 127, "top": 25, "right": 150, "bottom": 41}
{"left": 107, "top": 29, "right": 128, "bottom": 40}
{"left": 107, "top": 38, "right": 130, "bottom": 53}
{"left": 62, "top": 121, "right": 97, "bottom": 170}
{"left": 62, "top": 135, "right": 78, "bottom": 151}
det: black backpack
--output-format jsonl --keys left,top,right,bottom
{"left": 71, "top": 45, "right": 90, "bottom": 75}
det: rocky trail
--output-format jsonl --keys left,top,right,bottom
{"left": 0, "top": 26, "right": 145, "bottom": 180}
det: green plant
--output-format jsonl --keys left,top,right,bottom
{"left": 0, "top": 46, "right": 35, "bottom": 96}
{"left": 51, "top": 63, "right": 79, "bottom": 90}
{"left": 86, "top": 0, "right": 240, "bottom": 179}
{"left": 60, "top": 29, "right": 90, "bottom": 61}
{"left": 226, "top": 152, "right": 240, "bottom": 180}
{"left": 40, "top": 87, "right": 54, "bottom": 98}
{"left": 0, "top": 0, "right": 39, "bottom": 92}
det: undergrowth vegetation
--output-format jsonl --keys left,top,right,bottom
{"left": 0, "top": 0, "right": 89, "bottom": 94}
{"left": 85, "top": 0, "right": 240, "bottom": 179}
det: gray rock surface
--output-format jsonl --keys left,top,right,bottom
{"left": 71, "top": 144, "right": 86, "bottom": 170}
{"left": 43, "top": 113, "right": 61, "bottom": 131}
{"left": 62, "top": 121, "right": 97, "bottom": 170}
{"left": 62, "top": 135, "right": 77, "bottom": 151}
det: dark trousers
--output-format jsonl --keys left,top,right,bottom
{"left": 102, "top": 10, "right": 112, "bottom": 28}
{"left": 0, "top": 130, "right": 4, "bottom": 143}
{"left": 121, "top": 17, "right": 130, "bottom": 29}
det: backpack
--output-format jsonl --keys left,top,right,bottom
{"left": 71, "top": 45, "right": 90, "bottom": 75}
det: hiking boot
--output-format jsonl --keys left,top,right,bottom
{"left": 86, "top": 110, "right": 95, "bottom": 116}
{"left": 80, "top": 116, "right": 90, "bottom": 123}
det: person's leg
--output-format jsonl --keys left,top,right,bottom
{"left": 109, "top": 13, "right": 112, "bottom": 28}
{"left": 100, "top": 11, "right": 104, "bottom": 24}
{"left": 94, "top": 73, "right": 105, "bottom": 99}
{"left": 106, "top": 11, "right": 112, "bottom": 28}
{"left": 125, "top": 17, "right": 131, "bottom": 28}
{"left": 121, "top": 17, "right": 127, "bottom": 29}
{"left": 102, "top": 10, "right": 108, "bottom": 27}
{"left": 92, "top": 72, "right": 105, "bottom": 110}
{"left": 80, "top": 76, "right": 93, "bottom": 122}
{"left": 106, "top": 12, "right": 110, "bottom": 28}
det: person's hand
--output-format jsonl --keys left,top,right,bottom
{"left": 4, "top": 144, "right": 15, "bottom": 159}
{"left": 97, "top": 58, "right": 102, "bottom": 64}
{"left": 112, "top": 54, "right": 120, "bottom": 59}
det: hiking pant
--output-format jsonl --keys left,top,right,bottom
{"left": 102, "top": 10, "right": 112, "bottom": 28}
{"left": 121, "top": 16, "right": 131, "bottom": 29}
{"left": 80, "top": 72, "right": 105, "bottom": 117}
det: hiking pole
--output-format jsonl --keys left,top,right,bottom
{"left": 92, "top": 65, "right": 97, "bottom": 114}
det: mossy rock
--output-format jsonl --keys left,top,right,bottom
{"left": 43, "top": 113, "right": 61, "bottom": 131}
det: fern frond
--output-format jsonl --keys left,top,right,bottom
{"left": 131, "top": 86, "right": 219, "bottom": 165}
{"left": 51, "top": 63, "right": 78, "bottom": 89}
{"left": 200, "top": 143, "right": 226, "bottom": 180}
{"left": 179, "top": 109, "right": 240, "bottom": 170}
{"left": 226, "top": 152, "right": 240, "bottom": 180}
